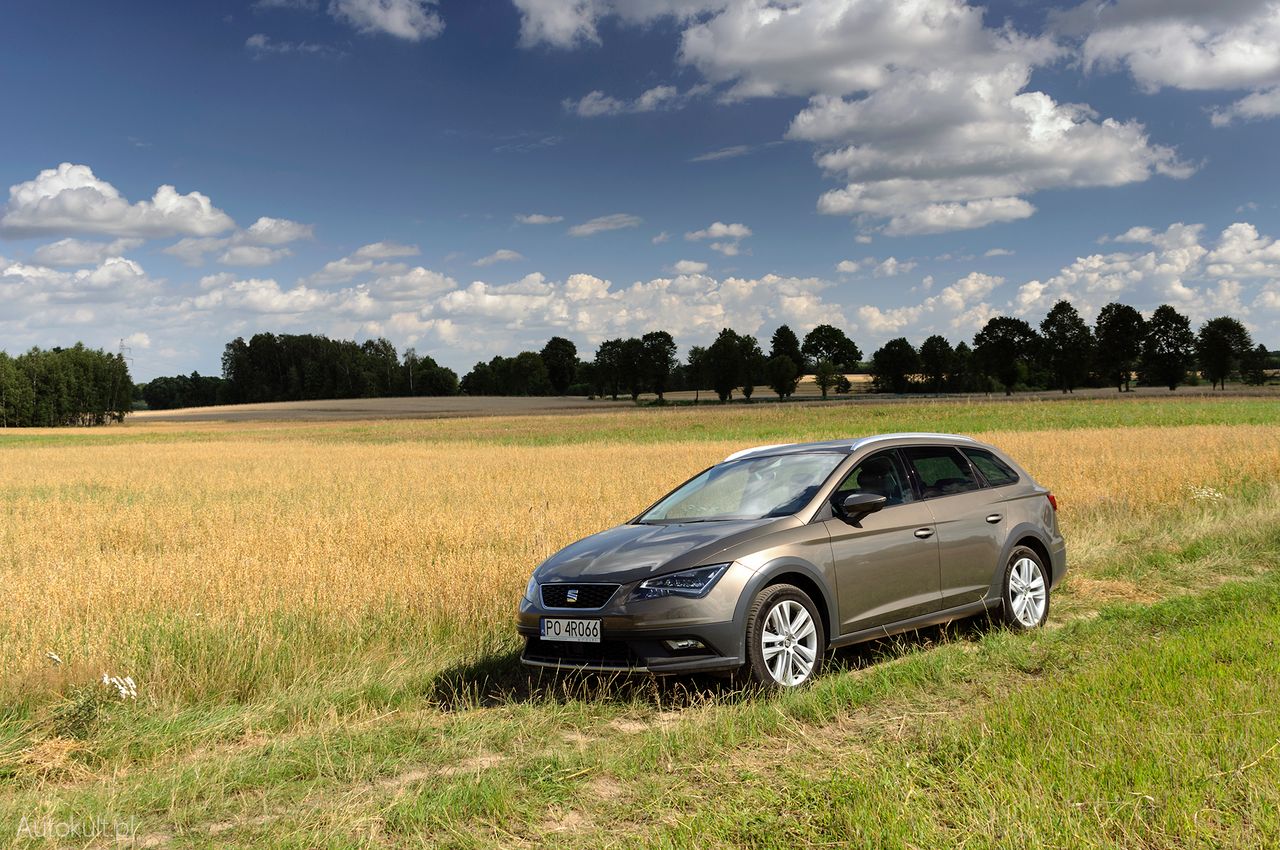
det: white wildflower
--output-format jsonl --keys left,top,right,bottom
{"left": 101, "top": 673, "right": 138, "bottom": 701}
{"left": 1186, "top": 484, "right": 1226, "bottom": 504}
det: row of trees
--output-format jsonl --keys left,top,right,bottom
{"left": 0, "top": 345, "right": 133, "bottom": 426}
{"left": 458, "top": 301, "right": 1271, "bottom": 402}
{"left": 867, "top": 301, "right": 1269, "bottom": 396}
{"left": 139, "top": 333, "right": 460, "bottom": 409}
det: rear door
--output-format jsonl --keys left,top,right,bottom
{"left": 900, "top": 445, "right": 1006, "bottom": 610}
{"left": 825, "top": 449, "right": 942, "bottom": 633}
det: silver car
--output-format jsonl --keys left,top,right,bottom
{"left": 518, "top": 433, "right": 1065, "bottom": 688}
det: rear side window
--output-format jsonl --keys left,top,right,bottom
{"left": 963, "top": 448, "right": 1020, "bottom": 486}
{"left": 902, "top": 446, "right": 981, "bottom": 498}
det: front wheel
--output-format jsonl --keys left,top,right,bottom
{"left": 743, "top": 584, "right": 825, "bottom": 688}
{"left": 1000, "top": 546, "right": 1049, "bottom": 629}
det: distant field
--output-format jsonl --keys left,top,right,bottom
{"left": 3, "top": 395, "right": 1279, "bottom": 846}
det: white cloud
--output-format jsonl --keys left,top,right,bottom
{"left": 1077, "top": 2, "right": 1280, "bottom": 93}
{"left": 689, "top": 144, "right": 752, "bottom": 162}
{"left": 1212, "top": 86, "right": 1280, "bottom": 126}
{"left": 671, "top": 259, "right": 709, "bottom": 274}
{"left": 474, "top": 248, "right": 525, "bottom": 267}
{"left": 1206, "top": 222, "right": 1280, "bottom": 279}
{"left": 1, "top": 163, "right": 235, "bottom": 238}
{"left": 327, "top": 0, "right": 443, "bottom": 41}
{"left": 855, "top": 234, "right": 873, "bottom": 244}
{"left": 515, "top": 213, "right": 563, "bottom": 224}
{"left": 651, "top": 231, "right": 671, "bottom": 244}
{"left": 353, "top": 240, "right": 420, "bottom": 259}
{"left": 527, "top": 0, "right": 1192, "bottom": 235}
{"left": 686, "top": 220, "right": 752, "bottom": 256}
{"left": 836, "top": 259, "right": 863, "bottom": 273}
{"left": 123, "top": 331, "right": 152, "bottom": 350}
{"left": 563, "top": 84, "right": 681, "bottom": 116}
{"left": 219, "top": 245, "right": 293, "bottom": 267}
{"left": 568, "top": 213, "right": 643, "bottom": 237}
{"left": 856, "top": 271, "right": 1002, "bottom": 335}
{"left": 245, "top": 33, "right": 340, "bottom": 56}
{"left": 31, "top": 237, "right": 143, "bottom": 267}
{"left": 873, "top": 257, "right": 917, "bottom": 277}
{"left": 162, "top": 215, "right": 312, "bottom": 266}
{"left": 984, "top": 247, "right": 1015, "bottom": 257}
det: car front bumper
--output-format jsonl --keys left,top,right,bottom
{"left": 517, "top": 620, "right": 744, "bottom": 674}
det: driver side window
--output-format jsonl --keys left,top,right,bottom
{"left": 836, "top": 451, "right": 914, "bottom": 507}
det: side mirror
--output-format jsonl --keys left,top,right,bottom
{"left": 839, "top": 492, "right": 887, "bottom": 518}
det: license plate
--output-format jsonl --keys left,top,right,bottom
{"left": 540, "top": 618, "right": 601, "bottom": 643}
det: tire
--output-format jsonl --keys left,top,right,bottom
{"left": 742, "top": 584, "right": 826, "bottom": 688}
{"left": 1000, "top": 545, "right": 1050, "bottom": 630}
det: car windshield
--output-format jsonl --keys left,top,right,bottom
{"left": 639, "top": 452, "right": 845, "bottom": 523}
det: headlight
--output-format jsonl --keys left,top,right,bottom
{"left": 630, "top": 564, "right": 730, "bottom": 601}
{"left": 525, "top": 574, "right": 539, "bottom": 602}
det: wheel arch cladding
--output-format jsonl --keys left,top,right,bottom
{"left": 762, "top": 569, "right": 832, "bottom": 649}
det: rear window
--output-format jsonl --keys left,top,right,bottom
{"left": 963, "top": 448, "right": 1020, "bottom": 486}
{"left": 902, "top": 446, "right": 981, "bottom": 498}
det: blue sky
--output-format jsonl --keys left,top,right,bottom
{"left": 3, "top": 0, "right": 1280, "bottom": 379}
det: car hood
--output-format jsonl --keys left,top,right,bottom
{"left": 535, "top": 516, "right": 798, "bottom": 585}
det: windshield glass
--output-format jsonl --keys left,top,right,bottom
{"left": 639, "top": 452, "right": 845, "bottom": 523}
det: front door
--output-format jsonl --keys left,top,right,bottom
{"left": 900, "top": 445, "right": 1007, "bottom": 609}
{"left": 825, "top": 450, "right": 942, "bottom": 634}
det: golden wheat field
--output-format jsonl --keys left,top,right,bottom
{"left": 4, "top": 413, "right": 1280, "bottom": 706}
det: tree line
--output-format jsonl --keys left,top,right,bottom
{"left": 14, "top": 298, "right": 1273, "bottom": 426}
{"left": 138, "top": 333, "right": 460, "bottom": 409}
{"left": 0, "top": 345, "right": 133, "bottom": 427}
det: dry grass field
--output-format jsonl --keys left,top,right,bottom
{"left": 2, "top": 396, "right": 1279, "bottom": 847}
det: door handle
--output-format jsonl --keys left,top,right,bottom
{"left": 914, "top": 527, "right": 934, "bottom": 539}
{"left": 985, "top": 514, "right": 1003, "bottom": 524}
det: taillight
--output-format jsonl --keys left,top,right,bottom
{"left": 1046, "top": 492, "right": 1058, "bottom": 511}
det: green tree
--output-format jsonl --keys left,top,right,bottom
{"left": 1093, "top": 302, "right": 1147, "bottom": 392}
{"left": 706, "top": 329, "right": 743, "bottom": 402}
{"left": 594, "top": 339, "right": 623, "bottom": 400}
{"left": 640, "top": 331, "right": 678, "bottom": 400}
{"left": 974, "top": 316, "right": 1039, "bottom": 395}
{"left": 765, "top": 354, "right": 799, "bottom": 399}
{"left": 870, "top": 338, "right": 920, "bottom": 394}
{"left": 769, "top": 325, "right": 806, "bottom": 373}
{"left": 738, "top": 335, "right": 766, "bottom": 400}
{"left": 540, "top": 336, "right": 578, "bottom": 395}
{"left": 1140, "top": 304, "right": 1196, "bottom": 391}
{"left": 1196, "top": 316, "right": 1252, "bottom": 389}
{"left": 1243, "top": 344, "right": 1270, "bottom": 386}
{"left": 686, "top": 345, "right": 709, "bottom": 403}
{"left": 619, "top": 337, "right": 646, "bottom": 400}
{"left": 918, "top": 335, "right": 954, "bottom": 393}
{"left": 801, "top": 324, "right": 861, "bottom": 371}
{"left": 1039, "top": 299, "right": 1093, "bottom": 393}
{"left": 813, "top": 359, "right": 838, "bottom": 400}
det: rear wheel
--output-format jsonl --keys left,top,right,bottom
{"left": 1000, "top": 545, "right": 1049, "bottom": 629}
{"left": 743, "top": 584, "right": 825, "bottom": 688}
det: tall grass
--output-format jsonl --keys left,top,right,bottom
{"left": 3, "top": 418, "right": 1280, "bottom": 708}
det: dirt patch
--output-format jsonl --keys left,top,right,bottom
{"left": 586, "top": 775, "right": 626, "bottom": 801}
{"left": 1068, "top": 576, "right": 1161, "bottom": 605}
{"left": 438, "top": 753, "right": 506, "bottom": 777}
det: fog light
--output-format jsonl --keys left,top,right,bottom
{"left": 663, "top": 638, "right": 705, "bottom": 651}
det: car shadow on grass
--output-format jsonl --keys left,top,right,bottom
{"left": 430, "top": 614, "right": 997, "bottom": 712}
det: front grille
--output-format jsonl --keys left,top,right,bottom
{"left": 540, "top": 583, "right": 619, "bottom": 609}
{"left": 523, "top": 636, "right": 640, "bottom": 666}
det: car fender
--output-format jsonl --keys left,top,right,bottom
{"left": 728, "top": 557, "right": 838, "bottom": 656}
{"left": 985, "top": 522, "right": 1055, "bottom": 603}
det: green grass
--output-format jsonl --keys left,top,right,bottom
{"left": 2, "top": 394, "right": 1280, "bottom": 449}
{"left": 3, "top": 490, "right": 1279, "bottom": 847}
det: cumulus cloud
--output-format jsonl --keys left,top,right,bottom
{"left": 686, "top": 220, "right": 752, "bottom": 255}
{"left": 1212, "top": 86, "right": 1280, "bottom": 126}
{"left": 984, "top": 248, "right": 1015, "bottom": 257}
{"left": 568, "top": 213, "right": 642, "bottom": 237}
{"left": 353, "top": 240, "right": 420, "bottom": 259}
{"left": 328, "top": 0, "right": 443, "bottom": 41}
{"left": 163, "top": 215, "right": 312, "bottom": 266}
{"left": 31, "top": 237, "right": 143, "bottom": 267}
{"left": 671, "top": 259, "right": 709, "bottom": 274}
{"left": 515, "top": 213, "right": 563, "bottom": 224}
{"left": 474, "top": 248, "right": 525, "bottom": 266}
{"left": 873, "top": 257, "right": 917, "bottom": 277}
{"left": 856, "top": 271, "right": 1002, "bottom": 335}
{"left": 836, "top": 259, "right": 864, "bottom": 273}
{"left": 525, "top": 0, "right": 1192, "bottom": 235}
{"left": 651, "top": 231, "right": 671, "bottom": 244}
{"left": 1, "top": 163, "right": 235, "bottom": 238}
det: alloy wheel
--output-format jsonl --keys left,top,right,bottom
{"left": 1008, "top": 556, "right": 1047, "bottom": 627}
{"left": 761, "top": 599, "right": 819, "bottom": 686}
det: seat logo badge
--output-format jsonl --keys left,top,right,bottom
{"left": 566, "top": 589, "right": 579, "bottom": 604}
